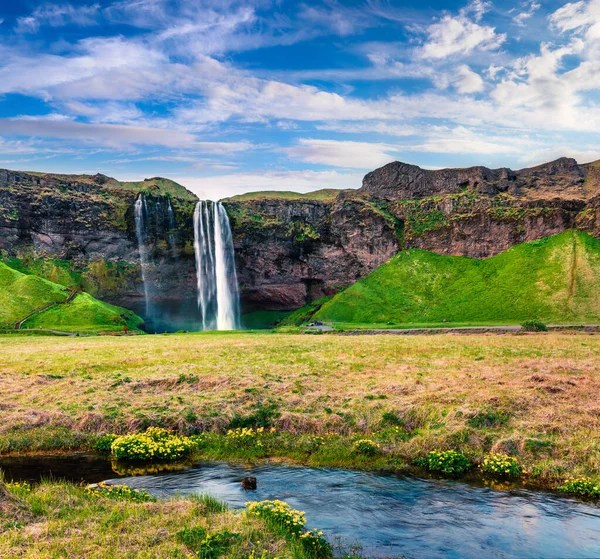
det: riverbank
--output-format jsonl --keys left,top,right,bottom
{"left": 0, "top": 477, "right": 332, "bottom": 559}
{"left": 1, "top": 331, "right": 600, "bottom": 487}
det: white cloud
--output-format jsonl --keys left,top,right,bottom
{"left": 454, "top": 65, "right": 485, "bottom": 93}
{"left": 316, "top": 121, "right": 416, "bottom": 136}
{"left": 282, "top": 139, "right": 399, "bottom": 169}
{"left": 403, "top": 126, "right": 538, "bottom": 155}
{"left": 513, "top": 0, "right": 541, "bottom": 26}
{"left": 0, "top": 118, "right": 254, "bottom": 153}
{"left": 171, "top": 169, "right": 363, "bottom": 199}
{"left": 419, "top": 1, "right": 506, "bottom": 59}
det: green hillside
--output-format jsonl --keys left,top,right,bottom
{"left": 0, "top": 262, "right": 68, "bottom": 325}
{"left": 313, "top": 230, "right": 600, "bottom": 325}
{"left": 225, "top": 189, "right": 344, "bottom": 202}
{"left": 0, "top": 262, "right": 143, "bottom": 333}
{"left": 23, "top": 292, "right": 142, "bottom": 333}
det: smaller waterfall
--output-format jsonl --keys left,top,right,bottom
{"left": 193, "top": 201, "right": 240, "bottom": 331}
{"left": 166, "top": 198, "right": 177, "bottom": 257}
{"left": 134, "top": 194, "right": 151, "bottom": 318}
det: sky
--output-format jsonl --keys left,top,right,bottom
{"left": 1, "top": 0, "right": 600, "bottom": 199}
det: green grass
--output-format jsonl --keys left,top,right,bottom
{"left": 314, "top": 230, "right": 600, "bottom": 325}
{"left": 23, "top": 292, "right": 143, "bottom": 333}
{"left": 241, "top": 310, "right": 293, "bottom": 330}
{"left": 0, "top": 262, "right": 68, "bottom": 327}
{"left": 108, "top": 177, "right": 198, "bottom": 201}
{"left": 225, "top": 189, "right": 344, "bottom": 202}
{"left": 0, "top": 261, "right": 142, "bottom": 333}
{"left": 2, "top": 331, "right": 600, "bottom": 483}
{"left": 0, "top": 479, "right": 323, "bottom": 558}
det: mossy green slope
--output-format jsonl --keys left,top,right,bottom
{"left": 24, "top": 292, "right": 143, "bottom": 333}
{"left": 0, "top": 262, "right": 142, "bottom": 332}
{"left": 0, "top": 262, "right": 68, "bottom": 326}
{"left": 314, "top": 230, "right": 600, "bottom": 325}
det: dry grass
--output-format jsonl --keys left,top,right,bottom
{"left": 0, "top": 480, "right": 290, "bottom": 558}
{"left": 1, "top": 331, "right": 600, "bottom": 478}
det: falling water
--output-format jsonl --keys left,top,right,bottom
{"left": 134, "top": 194, "right": 151, "bottom": 318}
{"left": 166, "top": 198, "right": 177, "bottom": 257}
{"left": 193, "top": 201, "right": 240, "bottom": 331}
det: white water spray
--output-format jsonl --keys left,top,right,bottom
{"left": 193, "top": 201, "right": 240, "bottom": 331}
{"left": 134, "top": 194, "right": 151, "bottom": 317}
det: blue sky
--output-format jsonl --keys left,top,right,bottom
{"left": 0, "top": 0, "right": 599, "bottom": 198}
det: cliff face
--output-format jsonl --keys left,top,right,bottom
{"left": 0, "top": 169, "right": 200, "bottom": 330}
{"left": 225, "top": 195, "right": 399, "bottom": 310}
{"left": 2, "top": 157, "right": 600, "bottom": 324}
{"left": 358, "top": 157, "right": 600, "bottom": 258}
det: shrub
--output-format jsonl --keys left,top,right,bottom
{"left": 416, "top": 450, "right": 472, "bottom": 475}
{"left": 467, "top": 409, "right": 511, "bottom": 429}
{"left": 480, "top": 453, "right": 522, "bottom": 478}
{"left": 85, "top": 482, "right": 155, "bottom": 502}
{"left": 225, "top": 427, "right": 267, "bottom": 448}
{"left": 521, "top": 319, "right": 548, "bottom": 332}
{"left": 177, "top": 527, "right": 239, "bottom": 559}
{"left": 110, "top": 427, "right": 197, "bottom": 461}
{"left": 559, "top": 477, "right": 600, "bottom": 499}
{"left": 246, "top": 500, "right": 332, "bottom": 558}
{"left": 94, "top": 433, "right": 118, "bottom": 452}
{"left": 352, "top": 439, "right": 381, "bottom": 456}
{"left": 228, "top": 401, "right": 280, "bottom": 429}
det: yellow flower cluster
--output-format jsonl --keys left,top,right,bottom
{"left": 226, "top": 427, "right": 267, "bottom": 446}
{"left": 84, "top": 482, "right": 155, "bottom": 502}
{"left": 352, "top": 439, "right": 381, "bottom": 456}
{"left": 6, "top": 481, "right": 31, "bottom": 493}
{"left": 246, "top": 500, "right": 332, "bottom": 556}
{"left": 111, "top": 427, "right": 197, "bottom": 462}
{"left": 559, "top": 477, "right": 600, "bottom": 498}
{"left": 480, "top": 453, "right": 522, "bottom": 478}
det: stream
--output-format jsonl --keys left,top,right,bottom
{"left": 2, "top": 454, "right": 600, "bottom": 559}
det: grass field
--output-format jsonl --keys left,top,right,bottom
{"left": 225, "top": 189, "right": 343, "bottom": 202}
{"left": 1, "top": 331, "right": 599, "bottom": 483}
{"left": 314, "top": 231, "right": 600, "bottom": 325}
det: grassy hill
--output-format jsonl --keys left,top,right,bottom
{"left": 225, "top": 189, "right": 344, "bottom": 202}
{"left": 0, "top": 262, "right": 143, "bottom": 333}
{"left": 313, "top": 230, "right": 600, "bottom": 326}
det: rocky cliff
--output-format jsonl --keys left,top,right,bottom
{"left": 1, "top": 157, "right": 600, "bottom": 326}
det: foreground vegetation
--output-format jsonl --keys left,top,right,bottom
{"left": 1, "top": 330, "right": 600, "bottom": 488}
{"left": 0, "top": 478, "right": 330, "bottom": 558}
{"left": 314, "top": 231, "right": 600, "bottom": 325}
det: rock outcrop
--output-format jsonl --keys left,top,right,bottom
{"left": 2, "top": 157, "right": 600, "bottom": 323}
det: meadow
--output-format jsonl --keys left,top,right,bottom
{"left": 1, "top": 330, "right": 599, "bottom": 483}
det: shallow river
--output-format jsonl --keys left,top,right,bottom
{"left": 2, "top": 454, "right": 600, "bottom": 559}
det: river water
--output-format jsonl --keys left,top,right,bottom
{"left": 2, "top": 455, "right": 600, "bottom": 559}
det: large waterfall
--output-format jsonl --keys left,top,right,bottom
{"left": 134, "top": 194, "right": 151, "bottom": 318}
{"left": 193, "top": 201, "right": 240, "bottom": 331}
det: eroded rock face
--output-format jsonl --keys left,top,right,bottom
{"left": 225, "top": 195, "right": 400, "bottom": 310}
{"left": 2, "top": 158, "right": 600, "bottom": 318}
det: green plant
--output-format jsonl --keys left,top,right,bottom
{"left": 521, "top": 319, "right": 548, "bottom": 332}
{"left": 559, "top": 477, "right": 600, "bottom": 499}
{"left": 225, "top": 427, "right": 268, "bottom": 448}
{"left": 352, "top": 439, "right": 381, "bottom": 456}
{"left": 177, "top": 527, "right": 240, "bottom": 559}
{"left": 468, "top": 409, "right": 511, "bottom": 429}
{"left": 480, "top": 453, "right": 522, "bottom": 478}
{"left": 84, "top": 482, "right": 156, "bottom": 502}
{"left": 416, "top": 450, "right": 472, "bottom": 475}
{"left": 246, "top": 500, "right": 332, "bottom": 558}
{"left": 94, "top": 433, "right": 118, "bottom": 452}
{"left": 110, "top": 427, "right": 197, "bottom": 461}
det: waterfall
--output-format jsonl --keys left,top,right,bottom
{"left": 167, "top": 198, "right": 177, "bottom": 257}
{"left": 193, "top": 201, "right": 240, "bottom": 331}
{"left": 134, "top": 194, "right": 151, "bottom": 318}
